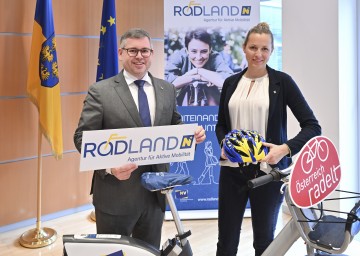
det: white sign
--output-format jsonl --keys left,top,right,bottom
{"left": 80, "top": 124, "right": 198, "bottom": 171}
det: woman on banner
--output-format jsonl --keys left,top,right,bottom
{"left": 165, "top": 28, "right": 233, "bottom": 106}
{"left": 215, "top": 22, "right": 321, "bottom": 256}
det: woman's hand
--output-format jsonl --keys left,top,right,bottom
{"left": 172, "top": 68, "right": 201, "bottom": 88}
{"left": 186, "top": 68, "right": 199, "bottom": 76}
{"left": 197, "top": 68, "right": 225, "bottom": 88}
{"left": 261, "top": 142, "right": 290, "bottom": 165}
{"left": 220, "top": 146, "right": 228, "bottom": 160}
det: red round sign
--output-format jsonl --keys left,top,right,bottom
{"left": 289, "top": 136, "right": 341, "bottom": 208}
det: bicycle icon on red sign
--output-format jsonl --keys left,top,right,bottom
{"left": 300, "top": 138, "right": 329, "bottom": 174}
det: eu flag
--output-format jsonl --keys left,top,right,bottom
{"left": 27, "top": 0, "right": 63, "bottom": 159}
{"left": 97, "top": 0, "right": 119, "bottom": 81}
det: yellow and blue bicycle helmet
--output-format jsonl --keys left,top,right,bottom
{"left": 223, "top": 129, "right": 268, "bottom": 164}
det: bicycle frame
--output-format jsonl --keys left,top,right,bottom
{"left": 262, "top": 186, "right": 326, "bottom": 256}
{"left": 161, "top": 187, "right": 193, "bottom": 256}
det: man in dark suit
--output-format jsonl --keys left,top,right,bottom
{"left": 74, "top": 28, "right": 206, "bottom": 248}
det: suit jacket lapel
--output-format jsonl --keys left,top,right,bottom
{"left": 267, "top": 66, "right": 280, "bottom": 123}
{"left": 113, "top": 72, "right": 143, "bottom": 127}
{"left": 151, "top": 76, "right": 165, "bottom": 126}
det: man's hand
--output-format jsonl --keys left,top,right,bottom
{"left": 194, "top": 125, "right": 206, "bottom": 144}
{"left": 111, "top": 163, "right": 138, "bottom": 180}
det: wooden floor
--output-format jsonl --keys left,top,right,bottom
{"left": 0, "top": 209, "right": 359, "bottom": 255}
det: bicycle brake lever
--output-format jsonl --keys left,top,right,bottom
{"left": 280, "top": 182, "right": 288, "bottom": 194}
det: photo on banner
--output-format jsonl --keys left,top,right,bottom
{"left": 164, "top": 0, "right": 260, "bottom": 216}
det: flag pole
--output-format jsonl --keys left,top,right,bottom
{"left": 19, "top": 124, "right": 57, "bottom": 248}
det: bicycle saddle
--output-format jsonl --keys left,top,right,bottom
{"left": 307, "top": 200, "right": 360, "bottom": 250}
{"left": 141, "top": 172, "right": 193, "bottom": 191}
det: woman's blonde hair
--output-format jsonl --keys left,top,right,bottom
{"left": 243, "top": 22, "right": 274, "bottom": 50}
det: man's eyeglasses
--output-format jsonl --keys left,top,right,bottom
{"left": 122, "top": 48, "right": 153, "bottom": 57}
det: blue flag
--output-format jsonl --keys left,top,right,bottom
{"left": 97, "top": 0, "right": 118, "bottom": 81}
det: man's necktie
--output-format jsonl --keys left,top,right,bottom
{"left": 134, "top": 80, "right": 151, "bottom": 127}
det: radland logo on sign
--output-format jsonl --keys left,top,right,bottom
{"left": 289, "top": 136, "right": 341, "bottom": 208}
{"left": 173, "top": 1, "right": 251, "bottom": 17}
{"left": 83, "top": 133, "right": 195, "bottom": 158}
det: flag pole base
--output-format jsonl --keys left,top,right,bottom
{"left": 19, "top": 227, "right": 57, "bottom": 248}
{"left": 90, "top": 210, "right": 96, "bottom": 221}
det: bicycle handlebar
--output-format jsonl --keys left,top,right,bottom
{"left": 248, "top": 167, "right": 291, "bottom": 189}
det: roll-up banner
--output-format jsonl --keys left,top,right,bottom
{"left": 164, "top": 0, "right": 260, "bottom": 218}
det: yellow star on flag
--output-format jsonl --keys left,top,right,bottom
{"left": 107, "top": 16, "right": 115, "bottom": 26}
{"left": 100, "top": 25, "right": 106, "bottom": 35}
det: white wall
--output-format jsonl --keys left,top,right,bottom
{"left": 282, "top": 0, "right": 358, "bottom": 212}
{"left": 338, "top": 0, "right": 358, "bottom": 211}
